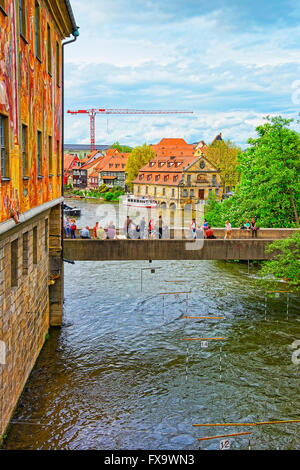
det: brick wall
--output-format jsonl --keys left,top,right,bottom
{"left": 0, "top": 209, "right": 53, "bottom": 437}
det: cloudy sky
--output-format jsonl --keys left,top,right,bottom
{"left": 64, "top": 0, "right": 300, "bottom": 148}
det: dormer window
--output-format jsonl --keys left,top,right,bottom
{"left": 158, "top": 161, "right": 165, "bottom": 168}
{"left": 167, "top": 162, "right": 174, "bottom": 167}
{"left": 175, "top": 162, "right": 182, "bottom": 167}
{"left": 149, "top": 161, "right": 155, "bottom": 167}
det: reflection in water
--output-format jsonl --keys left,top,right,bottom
{"left": 3, "top": 203, "right": 300, "bottom": 450}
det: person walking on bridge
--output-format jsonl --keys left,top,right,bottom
{"left": 158, "top": 215, "right": 163, "bottom": 239}
{"left": 224, "top": 220, "right": 232, "bottom": 239}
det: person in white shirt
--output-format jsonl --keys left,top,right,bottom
{"left": 224, "top": 220, "right": 232, "bottom": 239}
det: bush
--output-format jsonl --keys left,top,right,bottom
{"left": 104, "top": 192, "right": 114, "bottom": 201}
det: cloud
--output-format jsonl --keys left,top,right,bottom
{"left": 65, "top": 0, "right": 300, "bottom": 147}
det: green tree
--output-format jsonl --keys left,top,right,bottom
{"left": 125, "top": 143, "right": 156, "bottom": 189}
{"left": 232, "top": 116, "right": 300, "bottom": 227}
{"left": 205, "top": 139, "right": 240, "bottom": 191}
{"left": 257, "top": 232, "right": 300, "bottom": 292}
{"left": 110, "top": 141, "right": 132, "bottom": 153}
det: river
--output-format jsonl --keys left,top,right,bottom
{"left": 3, "top": 200, "right": 300, "bottom": 450}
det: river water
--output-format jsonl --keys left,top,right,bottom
{"left": 3, "top": 201, "right": 300, "bottom": 450}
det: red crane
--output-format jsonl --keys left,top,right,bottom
{"left": 67, "top": 108, "right": 193, "bottom": 152}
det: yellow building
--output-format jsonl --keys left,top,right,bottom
{"left": 133, "top": 153, "right": 223, "bottom": 210}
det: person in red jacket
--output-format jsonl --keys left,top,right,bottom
{"left": 205, "top": 226, "right": 216, "bottom": 239}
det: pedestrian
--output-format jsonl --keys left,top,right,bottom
{"left": 190, "top": 218, "right": 197, "bottom": 239}
{"left": 64, "top": 217, "right": 71, "bottom": 238}
{"left": 203, "top": 219, "right": 208, "bottom": 230}
{"left": 158, "top": 215, "right": 163, "bottom": 239}
{"left": 70, "top": 219, "right": 76, "bottom": 239}
{"left": 140, "top": 217, "right": 146, "bottom": 239}
{"left": 148, "top": 219, "right": 153, "bottom": 238}
{"left": 96, "top": 226, "right": 106, "bottom": 240}
{"left": 106, "top": 221, "right": 116, "bottom": 239}
{"left": 196, "top": 225, "right": 204, "bottom": 239}
{"left": 93, "top": 221, "right": 99, "bottom": 239}
{"left": 124, "top": 216, "right": 133, "bottom": 239}
{"left": 244, "top": 219, "right": 250, "bottom": 230}
{"left": 79, "top": 226, "right": 90, "bottom": 239}
{"left": 205, "top": 225, "right": 216, "bottom": 239}
{"left": 224, "top": 220, "right": 232, "bottom": 239}
{"left": 251, "top": 218, "right": 258, "bottom": 238}
{"left": 135, "top": 225, "right": 141, "bottom": 239}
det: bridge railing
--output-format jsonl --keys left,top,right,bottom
{"left": 63, "top": 227, "right": 298, "bottom": 240}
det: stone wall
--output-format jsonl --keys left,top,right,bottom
{"left": 0, "top": 205, "right": 61, "bottom": 437}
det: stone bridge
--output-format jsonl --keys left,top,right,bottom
{"left": 63, "top": 228, "right": 297, "bottom": 262}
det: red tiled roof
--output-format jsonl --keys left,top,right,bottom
{"left": 81, "top": 156, "right": 104, "bottom": 170}
{"left": 64, "top": 154, "right": 79, "bottom": 171}
{"left": 100, "top": 152, "right": 129, "bottom": 172}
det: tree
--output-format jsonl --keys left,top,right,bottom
{"left": 205, "top": 139, "right": 240, "bottom": 191}
{"left": 257, "top": 232, "right": 300, "bottom": 292}
{"left": 110, "top": 141, "right": 132, "bottom": 153}
{"left": 125, "top": 144, "right": 156, "bottom": 189}
{"left": 231, "top": 116, "right": 300, "bottom": 227}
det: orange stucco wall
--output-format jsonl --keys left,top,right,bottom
{"left": 0, "top": 0, "right": 65, "bottom": 223}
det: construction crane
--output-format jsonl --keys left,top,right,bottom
{"left": 67, "top": 108, "right": 193, "bottom": 153}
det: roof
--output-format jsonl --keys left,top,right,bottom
{"left": 64, "top": 154, "right": 78, "bottom": 171}
{"left": 100, "top": 152, "right": 129, "bottom": 172}
{"left": 81, "top": 156, "right": 104, "bottom": 170}
{"left": 102, "top": 176, "right": 117, "bottom": 180}
{"left": 151, "top": 137, "right": 196, "bottom": 158}
{"left": 64, "top": 144, "right": 110, "bottom": 151}
{"left": 211, "top": 133, "right": 223, "bottom": 145}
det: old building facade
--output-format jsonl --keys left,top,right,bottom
{"left": 0, "top": 0, "right": 78, "bottom": 438}
{"left": 133, "top": 139, "right": 223, "bottom": 209}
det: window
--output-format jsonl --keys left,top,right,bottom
{"left": 137, "top": 186, "right": 140, "bottom": 193}
{"left": 19, "top": 0, "right": 27, "bottom": 39}
{"left": 45, "top": 219, "right": 48, "bottom": 252}
{"left": 173, "top": 175, "right": 178, "bottom": 182}
{"left": 190, "top": 189, "right": 194, "bottom": 198}
{"left": 147, "top": 174, "right": 151, "bottom": 181}
{"left": 172, "top": 188, "right": 175, "bottom": 197}
{"left": 56, "top": 41, "right": 60, "bottom": 86}
{"left": 48, "top": 135, "right": 53, "bottom": 175}
{"left": 155, "top": 175, "right": 159, "bottom": 181}
{"left": 33, "top": 226, "right": 37, "bottom": 264}
{"left": 47, "top": 24, "right": 52, "bottom": 74}
{"left": 200, "top": 160, "right": 205, "bottom": 169}
{"left": 215, "top": 188, "right": 219, "bottom": 196}
{"left": 22, "top": 232, "right": 28, "bottom": 275}
{"left": 37, "top": 130, "right": 42, "bottom": 176}
{"left": 22, "top": 124, "right": 29, "bottom": 178}
{"left": 187, "top": 174, "right": 191, "bottom": 184}
{"left": 164, "top": 175, "right": 169, "bottom": 182}
{"left": 154, "top": 187, "right": 157, "bottom": 195}
{"left": 212, "top": 174, "right": 216, "bottom": 185}
{"left": 57, "top": 140, "right": 60, "bottom": 175}
{"left": 162, "top": 188, "right": 165, "bottom": 195}
{"left": 146, "top": 186, "right": 148, "bottom": 194}
{"left": 35, "top": 1, "right": 41, "bottom": 58}
{"left": 11, "top": 239, "right": 18, "bottom": 288}
{"left": 139, "top": 174, "right": 144, "bottom": 180}
{"left": 183, "top": 189, "right": 188, "bottom": 197}
{"left": 0, "top": 114, "right": 9, "bottom": 179}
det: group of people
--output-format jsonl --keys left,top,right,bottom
{"left": 190, "top": 218, "right": 216, "bottom": 239}
{"left": 124, "top": 216, "right": 169, "bottom": 239}
{"left": 65, "top": 215, "right": 259, "bottom": 241}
